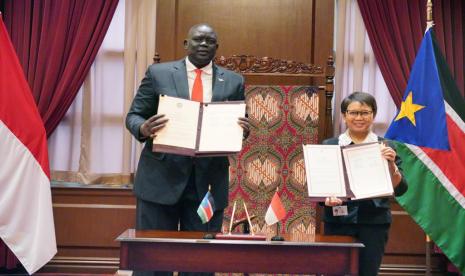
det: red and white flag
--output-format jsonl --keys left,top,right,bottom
{"left": 265, "top": 191, "right": 286, "bottom": 225}
{"left": 0, "top": 18, "right": 56, "bottom": 274}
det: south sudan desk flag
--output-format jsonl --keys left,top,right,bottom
{"left": 0, "top": 17, "right": 56, "bottom": 274}
{"left": 197, "top": 190, "right": 215, "bottom": 224}
{"left": 385, "top": 28, "right": 465, "bottom": 273}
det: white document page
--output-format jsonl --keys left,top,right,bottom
{"left": 342, "top": 143, "right": 393, "bottom": 200}
{"left": 303, "top": 144, "right": 347, "bottom": 198}
{"left": 198, "top": 102, "right": 246, "bottom": 152}
{"left": 153, "top": 95, "right": 199, "bottom": 150}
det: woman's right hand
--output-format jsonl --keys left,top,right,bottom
{"left": 324, "top": 196, "right": 343, "bottom": 207}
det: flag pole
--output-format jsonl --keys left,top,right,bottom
{"left": 271, "top": 222, "right": 284, "bottom": 241}
{"left": 426, "top": 235, "right": 432, "bottom": 276}
{"left": 228, "top": 201, "right": 236, "bottom": 235}
{"left": 271, "top": 187, "right": 284, "bottom": 241}
{"left": 242, "top": 201, "right": 255, "bottom": 235}
{"left": 207, "top": 185, "right": 211, "bottom": 233}
{"left": 425, "top": 2, "right": 433, "bottom": 275}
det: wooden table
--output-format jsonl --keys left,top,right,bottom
{"left": 117, "top": 229, "right": 363, "bottom": 275}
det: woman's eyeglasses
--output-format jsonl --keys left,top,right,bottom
{"left": 345, "top": 110, "right": 373, "bottom": 118}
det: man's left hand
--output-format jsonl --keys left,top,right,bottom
{"left": 238, "top": 117, "right": 250, "bottom": 139}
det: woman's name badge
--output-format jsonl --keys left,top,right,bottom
{"left": 332, "top": 206, "right": 348, "bottom": 216}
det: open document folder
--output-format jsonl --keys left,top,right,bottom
{"left": 152, "top": 95, "right": 246, "bottom": 157}
{"left": 302, "top": 142, "right": 394, "bottom": 201}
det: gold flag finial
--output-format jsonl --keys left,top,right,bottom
{"left": 426, "top": 0, "right": 434, "bottom": 31}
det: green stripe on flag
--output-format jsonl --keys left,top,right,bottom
{"left": 433, "top": 36, "right": 465, "bottom": 122}
{"left": 395, "top": 142, "right": 465, "bottom": 273}
{"left": 197, "top": 208, "right": 208, "bottom": 224}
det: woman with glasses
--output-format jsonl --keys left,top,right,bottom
{"left": 321, "top": 92, "right": 408, "bottom": 276}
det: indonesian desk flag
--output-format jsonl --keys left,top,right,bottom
{"left": 385, "top": 28, "right": 465, "bottom": 273}
{"left": 0, "top": 18, "right": 57, "bottom": 274}
{"left": 197, "top": 190, "right": 215, "bottom": 224}
{"left": 265, "top": 191, "right": 286, "bottom": 225}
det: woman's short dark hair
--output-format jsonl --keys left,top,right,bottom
{"left": 340, "top": 92, "right": 377, "bottom": 116}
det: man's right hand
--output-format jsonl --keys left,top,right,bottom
{"left": 139, "top": 114, "right": 169, "bottom": 139}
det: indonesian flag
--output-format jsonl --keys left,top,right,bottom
{"left": 385, "top": 28, "right": 465, "bottom": 273}
{"left": 0, "top": 18, "right": 57, "bottom": 274}
{"left": 265, "top": 191, "right": 286, "bottom": 225}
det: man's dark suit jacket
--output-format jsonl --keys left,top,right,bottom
{"left": 126, "top": 59, "right": 245, "bottom": 210}
{"left": 321, "top": 136, "right": 408, "bottom": 224}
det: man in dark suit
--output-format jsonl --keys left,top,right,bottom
{"left": 126, "top": 23, "right": 248, "bottom": 235}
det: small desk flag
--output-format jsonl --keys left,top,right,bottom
{"left": 265, "top": 191, "right": 286, "bottom": 225}
{"left": 197, "top": 190, "right": 216, "bottom": 224}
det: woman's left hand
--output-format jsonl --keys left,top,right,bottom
{"left": 380, "top": 143, "right": 396, "bottom": 162}
{"left": 381, "top": 143, "right": 402, "bottom": 187}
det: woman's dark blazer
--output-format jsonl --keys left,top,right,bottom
{"left": 321, "top": 136, "right": 408, "bottom": 225}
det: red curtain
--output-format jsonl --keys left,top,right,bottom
{"left": 1, "top": 0, "right": 118, "bottom": 136}
{"left": 357, "top": 0, "right": 465, "bottom": 106}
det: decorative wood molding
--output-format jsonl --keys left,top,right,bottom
{"left": 46, "top": 186, "right": 136, "bottom": 274}
{"left": 153, "top": 52, "right": 161, "bottom": 64}
{"left": 379, "top": 264, "right": 444, "bottom": 275}
{"left": 53, "top": 203, "right": 136, "bottom": 209}
{"left": 214, "top": 55, "right": 325, "bottom": 75}
{"left": 41, "top": 256, "right": 119, "bottom": 274}
{"left": 324, "top": 55, "right": 335, "bottom": 139}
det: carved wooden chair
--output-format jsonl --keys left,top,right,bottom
{"left": 213, "top": 55, "right": 334, "bottom": 236}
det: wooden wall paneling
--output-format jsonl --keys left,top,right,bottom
{"left": 312, "top": 0, "right": 334, "bottom": 70}
{"left": 175, "top": 0, "right": 314, "bottom": 62}
{"left": 40, "top": 185, "right": 136, "bottom": 274}
{"left": 54, "top": 205, "right": 134, "bottom": 247}
{"left": 380, "top": 201, "right": 446, "bottom": 275}
{"left": 156, "top": 0, "right": 177, "bottom": 61}
{"left": 156, "top": 0, "right": 333, "bottom": 67}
